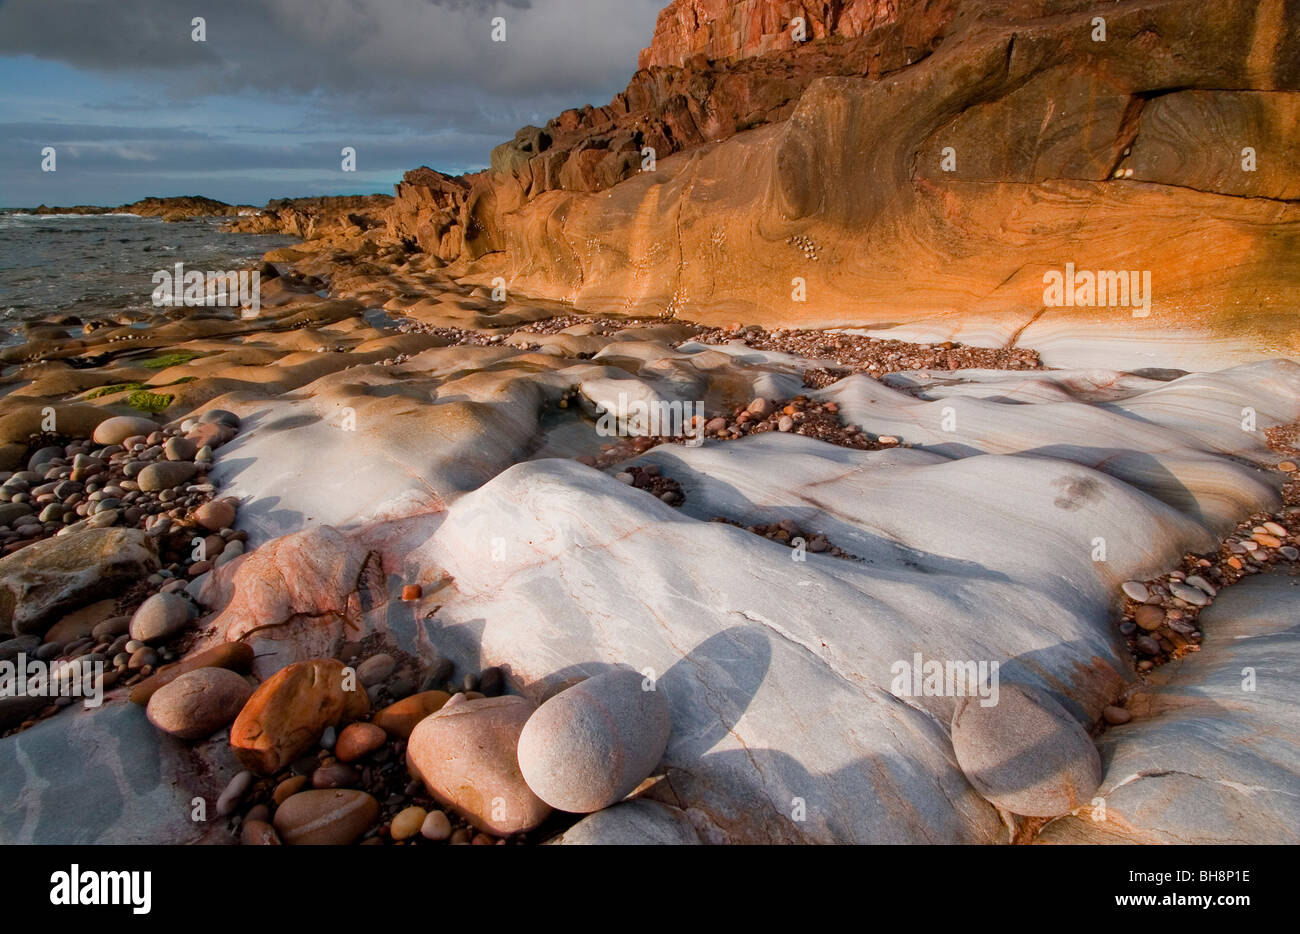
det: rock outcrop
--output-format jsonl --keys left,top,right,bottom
{"left": 361, "top": 0, "right": 1299, "bottom": 367}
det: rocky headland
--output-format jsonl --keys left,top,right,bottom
{"left": 0, "top": 0, "right": 1297, "bottom": 846}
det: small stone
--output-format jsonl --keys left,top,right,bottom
{"left": 357, "top": 653, "right": 395, "bottom": 686}
{"left": 372, "top": 690, "right": 452, "bottom": 738}
{"left": 240, "top": 819, "right": 282, "bottom": 845}
{"left": 1134, "top": 605, "right": 1165, "bottom": 631}
{"left": 401, "top": 584, "right": 422, "bottom": 601}
{"left": 406, "top": 696, "right": 551, "bottom": 835}
{"left": 1120, "top": 581, "right": 1149, "bottom": 602}
{"left": 1102, "top": 705, "right": 1132, "bottom": 725}
{"left": 312, "top": 762, "right": 358, "bottom": 789}
{"left": 335, "top": 722, "right": 387, "bottom": 762}
{"left": 128, "top": 641, "right": 254, "bottom": 705}
{"left": 199, "top": 409, "right": 241, "bottom": 429}
{"left": 1169, "top": 582, "right": 1210, "bottom": 606}
{"left": 137, "top": 461, "right": 198, "bottom": 493}
{"left": 274, "top": 775, "right": 309, "bottom": 806}
{"left": 92, "top": 416, "right": 158, "bottom": 446}
{"left": 777, "top": 415, "right": 794, "bottom": 432}
{"left": 746, "top": 398, "right": 772, "bottom": 418}
{"left": 216, "top": 770, "right": 254, "bottom": 817}
{"left": 273, "top": 789, "right": 379, "bottom": 845}
{"left": 1135, "top": 635, "right": 1162, "bottom": 655}
{"left": 163, "top": 437, "right": 198, "bottom": 462}
{"left": 411, "top": 812, "right": 448, "bottom": 846}
{"left": 128, "top": 646, "right": 158, "bottom": 670}
{"left": 146, "top": 667, "right": 254, "bottom": 740}
{"left": 1263, "top": 521, "right": 1288, "bottom": 538}
{"left": 229, "top": 658, "right": 370, "bottom": 775}
{"left": 194, "top": 499, "right": 236, "bottom": 532}
{"left": 478, "top": 666, "right": 504, "bottom": 697}
{"left": 391, "top": 806, "right": 427, "bottom": 841}
{"left": 128, "top": 592, "right": 192, "bottom": 643}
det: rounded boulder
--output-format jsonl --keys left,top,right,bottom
{"left": 406, "top": 695, "right": 550, "bottom": 836}
{"left": 950, "top": 683, "right": 1102, "bottom": 817}
{"left": 517, "top": 667, "right": 671, "bottom": 813}
{"left": 146, "top": 667, "right": 254, "bottom": 740}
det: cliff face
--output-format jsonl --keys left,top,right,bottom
{"left": 390, "top": 0, "right": 958, "bottom": 261}
{"left": 637, "top": 0, "right": 902, "bottom": 69}
{"left": 378, "top": 0, "right": 1297, "bottom": 358}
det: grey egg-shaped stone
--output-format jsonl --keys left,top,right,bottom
{"left": 128, "top": 592, "right": 193, "bottom": 643}
{"left": 518, "top": 667, "right": 671, "bottom": 813}
{"left": 951, "top": 683, "right": 1101, "bottom": 817}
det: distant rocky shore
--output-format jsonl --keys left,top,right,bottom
{"left": 20, "top": 196, "right": 254, "bottom": 222}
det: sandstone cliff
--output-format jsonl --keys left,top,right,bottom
{"left": 312, "top": 0, "right": 1300, "bottom": 359}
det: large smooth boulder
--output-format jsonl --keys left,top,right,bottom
{"left": 518, "top": 667, "right": 671, "bottom": 813}
{"left": 951, "top": 683, "right": 1102, "bottom": 817}
{"left": 229, "top": 658, "right": 369, "bottom": 774}
{"left": 406, "top": 695, "right": 551, "bottom": 836}
{"left": 0, "top": 528, "right": 158, "bottom": 637}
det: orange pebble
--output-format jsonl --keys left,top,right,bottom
{"left": 402, "top": 584, "right": 422, "bottom": 601}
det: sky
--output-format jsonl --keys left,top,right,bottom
{"left": 0, "top": 0, "right": 665, "bottom": 207}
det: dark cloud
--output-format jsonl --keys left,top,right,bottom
{"left": 0, "top": 0, "right": 659, "bottom": 103}
{"left": 0, "top": 0, "right": 665, "bottom": 204}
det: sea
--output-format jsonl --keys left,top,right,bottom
{"left": 0, "top": 212, "right": 297, "bottom": 346}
